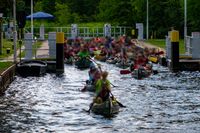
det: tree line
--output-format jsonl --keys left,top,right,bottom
{"left": 0, "top": 0, "right": 199, "bottom": 38}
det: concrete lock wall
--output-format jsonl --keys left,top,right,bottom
{"left": 71, "top": 24, "right": 78, "bottom": 39}
{"left": 48, "top": 32, "right": 56, "bottom": 58}
{"left": 191, "top": 32, "right": 200, "bottom": 59}
{"left": 24, "top": 33, "right": 33, "bottom": 59}
{"left": 136, "top": 23, "right": 144, "bottom": 40}
{"left": 104, "top": 24, "right": 111, "bottom": 37}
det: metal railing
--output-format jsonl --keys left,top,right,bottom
{"left": 24, "top": 26, "right": 132, "bottom": 39}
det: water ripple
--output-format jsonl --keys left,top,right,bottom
{"left": 0, "top": 64, "right": 199, "bottom": 132}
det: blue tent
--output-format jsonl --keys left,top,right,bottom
{"left": 26, "top": 11, "right": 54, "bottom": 20}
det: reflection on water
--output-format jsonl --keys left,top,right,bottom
{"left": 0, "top": 63, "right": 200, "bottom": 133}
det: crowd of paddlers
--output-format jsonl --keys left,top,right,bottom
{"left": 64, "top": 35, "right": 164, "bottom": 77}
{"left": 63, "top": 35, "right": 165, "bottom": 116}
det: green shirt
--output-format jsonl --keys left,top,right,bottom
{"left": 95, "top": 79, "right": 111, "bottom": 96}
{"left": 77, "top": 51, "right": 90, "bottom": 58}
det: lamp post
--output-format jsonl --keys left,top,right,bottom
{"left": 13, "top": 0, "right": 17, "bottom": 62}
{"left": 31, "top": 0, "right": 33, "bottom": 39}
{"left": 146, "top": 0, "right": 149, "bottom": 40}
{"left": 0, "top": 13, "right": 3, "bottom": 55}
{"left": 184, "top": 0, "right": 187, "bottom": 49}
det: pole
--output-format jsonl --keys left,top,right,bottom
{"left": 13, "top": 0, "right": 17, "bottom": 63}
{"left": 146, "top": 0, "right": 149, "bottom": 40}
{"left": 170, "top": 30, "right": 180, "bottom": 72}
{"left": 184, "top": 0, "right": 187, "bottom": 50}
{"left": 31, "top": 0, "right": 33, "bottom": 39}
{"left": 0, "top": 13, "right": 3, "bottom": 55}
{"left": 56, "top": 32, "right": 64, "bottom": 74}
{"left": 19, "top": 40, "right": 22, "bottom": 62}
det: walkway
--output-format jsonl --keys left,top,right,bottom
{"left": 137, "top": 40, "right": 166, "bottom": 53}
{"left": 1, "top": 40, "right": 49, "bottom": 62}
{"left": 36, "top": 40, "right": 49, "bottom": 58}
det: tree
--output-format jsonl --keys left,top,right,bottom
{"left": 41, "top": 0, "right": 56, "bottom": 15}
{"left": 54, "top": 2, "right": 80, "bottom": 25}
{"left": 65, "top": 0, "right": 100, "bottom": 22}
{"left": 97, "top": 0, "right": 134, "bottom": 26}
{"left": 0, "top": 0, "right": 12, "bottom": 18}
{"left": 188, "top": 0, "right": 200, "bottom": 32}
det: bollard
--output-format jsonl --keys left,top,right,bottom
{"left": 170, "top": 30, "right": 179, "bottom": 72}
{"left": 56, "top": 32, "right": 64, "bottom": 74}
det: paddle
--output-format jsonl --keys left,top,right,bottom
{"left": 80, "top": 86, "right": 87, "bottom": 92}
{"left": 110, "top": 92, "right": 126, "bottom": 108}
{"left": 120, "top": 69, "right": 131, "bottom": 74}
{"left": 155, "top": 51, "right": 164, "bottom": 55}
{"left": 120, "top": 69, "right": 160, "bottom": 75}
{"left": 110, "top": 82, "right": 118, "bottom": 88}
{"left": 82, "top": 108, "right": 91, "bottom": 114}
{"left": 87, "top": 56, "right": 102, "bottom": 68}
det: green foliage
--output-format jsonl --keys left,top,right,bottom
{"left": 97, "top": 0, "right": 135, "bottom": 26}
{"left": 0, "top": 39, "right": 24, "bottom": 59}
{"left": 54, "top": 2, "right": 81, "bottom": 25}
{"left": 1, "top": 0, "right": 200, "bottom": 38}
{"left": 188, "top": 0, "right": 200, "bottom": 32}
{"left": 0, "top": 39, "right": 15, "bottom": 58}
{"left": 77, "top": 22, "right": 104, "bottom": 27}
{"left": 65, "top": 0, "right": 100, "bottom": 22}
{"left": 41, "top": 0, "right": 56, "bottom": 15}
{"left": 34, "top": 1, "right": 43, "bottom": 11}
{"left": 16, "top": 0, "right": 26, "bottom": 11}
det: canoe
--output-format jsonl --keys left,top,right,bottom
{"left": 131, "top": 68, "right": 151, "bottom": 79}
{"left": 17, "top": 60, "right": 47, "bottom": 77}
{"left": 148, "top": 56, "right": 159, "bottom": 63}
{"left": 75, "top": 58, "right": 92, "bottom": 69}
{"left": 91, "top": 98, "right": 120, "bottom": 116}
{"left": 85, "top": 81, "right": 95, "bottom": 92}
{"left": 115, "top": 61, "right": 131, "bottom": 69}
{"left": 95, "top": 55, "right": 107, "bottom": 62}
{"left": 106, "top": 57, "right": 117, "bottom": 64}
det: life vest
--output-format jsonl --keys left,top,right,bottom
{"left": 98, "top": 81, "right": 110, "bottom": 101}
{"left": 95, "top": 79, "right": 110, "bottom": 101}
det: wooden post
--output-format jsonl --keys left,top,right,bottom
{"left": 170, "top": 30, "right": 180, "bottom": 72}
{"left": 56, "top": 32, "right": 64, "bottom": 74}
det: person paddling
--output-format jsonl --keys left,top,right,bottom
{"left": 81, "top": 63, "right": 101, "bottom": 92}
{"left": 95, "top": 71, "right": 111, "bottom": 102}
{"left": 86, "top": 71, "right": 112, "bottom": 113}
{"left": 130, "top": 52, "right": 148, "bottom": 71}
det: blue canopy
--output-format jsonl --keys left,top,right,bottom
{"left": 26, "top": 11, "right": 54, "bottom": 20}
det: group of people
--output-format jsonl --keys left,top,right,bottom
{"left": 63, "top": 35, "right": 163, "bottom": 74}
{"left": 62, "top": 35, "right": 164, "bottom": 111}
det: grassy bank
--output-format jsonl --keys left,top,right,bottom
{"left": 0, "top": 62, "right": 13, "bottom": 74}
{"left": 145, "top": 39, "right": 185, "bottom": 54}
{"left": 0, "top": 39, "right": 17, "bottom": 59}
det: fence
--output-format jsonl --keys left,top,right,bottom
{"left": 166, "top": 32, "right": 200, "bottom": 59}
{"left": 24, "top": 26, "right": 132, "bottom": 39}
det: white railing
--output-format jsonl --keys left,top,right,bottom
{"left": 24, "top": 26, "right": 131, "bottom": 39}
